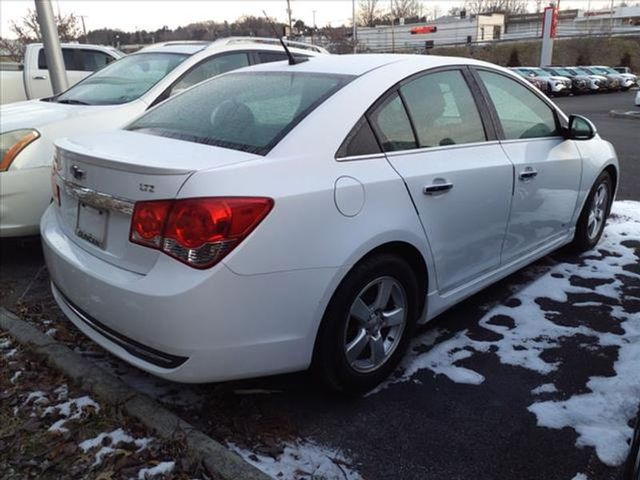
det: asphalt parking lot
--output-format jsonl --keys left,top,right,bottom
{"left": 1, "top": 90, "right": 639, "bottom": 480}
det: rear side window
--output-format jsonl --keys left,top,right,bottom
{"left": 128, "top": 72, "right": 354, "bottom": 155}
{"left": 400, "top": 70, "right": 486, "bottom": 148}
{"left": 169, "top": 53, "right": 250, "bottom": 95}
{"left": 478, "top": 70, "right": 559, "bottom": 140}
{"left": 336, "top": 117, "right": 381, "bottom": 158}
{"left": 369, "top": 93, "right": 417, "bottom": 152}
{"left": 38, "top": 48, "right": 79, "bottom": 70}
{"left": 79, "top": 50, "right": 114, "bottom": 71}
{"left": 257, "top": 51, "right": 309, "bottom": 64}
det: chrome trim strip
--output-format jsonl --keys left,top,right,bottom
{"left": 62, "top": 179, "right": 135, "bottom": 216}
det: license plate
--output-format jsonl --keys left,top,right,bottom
{"left": 76, "top": 202, "right": 108, "bottom": 248}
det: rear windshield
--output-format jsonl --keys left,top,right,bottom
{"left": 127, "top": 71, "right": 354, "bottom": 155}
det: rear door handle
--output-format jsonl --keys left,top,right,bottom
{"left": 519, "top": 168, "right": 538, "bottom": 180}
{"left": 33, "top": 75, "right": 47, "bottom": 80}
{"left": 423, "top": 182, "right": 454, "bottom": 195}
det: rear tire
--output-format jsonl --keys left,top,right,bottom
{"left": 570, "top": 171, "right": 612, "bottom": 252}
{"left": 313, "top": 254, "right": 419, "bottom": 395}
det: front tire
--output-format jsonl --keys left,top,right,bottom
{"left": 313, "top": 254, "right": 419, "bottom": 395}
{"left": 570, "top": 171, "right": 612, "bottom": 252}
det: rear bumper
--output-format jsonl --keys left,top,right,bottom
{"left": 0, "top": 167, "right": 51, "bottom": 237}
{"left": 41, "top": 205, "right": 338, "bottom": 383}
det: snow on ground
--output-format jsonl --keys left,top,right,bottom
{"left": 371, "top": 201, "right": 640, "bottom": 467}
{"left": 136, "top": 461, "right": 175, "bottom": 479}
{"left": 42, "top": 393, "right": 101, "bottom": 433}
{"left": 229, "top": 440, "right": 363, "bottom": 480}
{"left": 79, "top": 428, "right": 153, "bottom": 466}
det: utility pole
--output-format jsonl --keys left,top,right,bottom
{"left": 352, "top": 0, "right": 357, "bottom": 53}
{"left": 286, "top": 0, "right": 292, "bottom": 36}
{"left": 34, "top": 0, "right": 68, "bottom": 94}
{"left": 79, "top": 15, "right": 88, "bottom": 43}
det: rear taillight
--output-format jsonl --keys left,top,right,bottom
{"left": 130, "top": 197, "right": 273, "bottom": 269}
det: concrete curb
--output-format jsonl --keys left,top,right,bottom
{"left": 609, "top": 109, "right": 640, "bottom": 120}
{"left": 0, "top": 307, "right": 271, "bottom": 480}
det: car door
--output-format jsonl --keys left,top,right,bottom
{"left": 474, "top": 69, "right": 581, "bottom": 263}
{"left": 32, "top": 47, "right": 84, "bottom": 98}
{"left": 369, "top": 68, "right": 514, "bottom": 293}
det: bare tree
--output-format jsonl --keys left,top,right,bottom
{"left": 0, "top": 8, "right": 82, "bottom": 62}
{"left": 464, "top": 0, "right": 527, "bottom": 15}
{"left": 390, "top": 0, "right": 424, "bottom": 20}
{"left": 359, "top": 0, "right": 383, "bottom": 27}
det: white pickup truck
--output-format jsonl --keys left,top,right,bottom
{"left": 0, "top": 43, "right": 123, "bottom": 104}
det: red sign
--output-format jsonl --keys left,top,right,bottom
{"left": 543, "top": 6, "right": 558, "bottom": 38}
{"left": 410, "top": 25, "right": 438, "bottom": 34}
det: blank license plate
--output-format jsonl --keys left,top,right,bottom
{"left": 76, "top": 202, "right": 108, "bottom": 248}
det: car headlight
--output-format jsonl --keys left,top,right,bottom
{"left": 0, "top": 129, "right": 40, "bottom": 172}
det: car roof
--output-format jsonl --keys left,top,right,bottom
{"left": 138, "top": 37, "right": 328, "bottom": 56}
{"left": 243, "top": 53, "right": 499, "bottom": 77}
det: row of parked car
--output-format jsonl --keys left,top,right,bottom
{"left": 511, "top": 65, "right": 637, "bottom": 96}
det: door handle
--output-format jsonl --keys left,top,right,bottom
{"left": 423, "top": 182, "right": 454, "bottom": 195}
{"left": 33, "top": 75, "right": 48, "bottom": 80}
{"left": 519, "top": 168, "right": 538, "bottom": 180}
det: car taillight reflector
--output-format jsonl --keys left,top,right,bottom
{"left": 129, "top": 197, "right": 273, "bottom": 269}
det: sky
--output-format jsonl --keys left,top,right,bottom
{"left": 0, "top": 0, "right": 622, "bottom": 39}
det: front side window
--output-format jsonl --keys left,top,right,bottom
{"left": 400, "top": 70, "right": 486, "bottom": 148}
{"left": 128, "top": 72, "right": 353, "bottom": 155}
{"left": 55, "top": 52, "right": 187, "bottom": 105}
{"left": 478, "top": 70, "right": 559, "bottom": 140}
{"left": 38, "top": 48, "right": 79, "bottom": 70}
{"left": 369, "top": 93, "right": 416, "bottom": 152}
{"left": 169, "top": 52, "right": 250, "bottom": 95}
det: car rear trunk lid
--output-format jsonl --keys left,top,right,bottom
{"left": 53, "top": 131, "right": 260, "bottom": 274}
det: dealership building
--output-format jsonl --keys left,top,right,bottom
{"left": 355, "top": 5, "right": 640, "bottom": 52}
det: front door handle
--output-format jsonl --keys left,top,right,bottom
{"left": 423, "top": 182, "right": 454, "bottom": 195}
{"left": 519, "top": 168, "right": 538, "bottom": 180}
{"left": 33, "top": 75, "right": 48, "bottom": 80}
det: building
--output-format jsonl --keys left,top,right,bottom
{"left": 504, "top": 5, "right": 640, "bottom": 40}
{"left": 356, "top": 13, "right": 505, "bottom": 52}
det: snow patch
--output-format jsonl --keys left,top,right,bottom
{"left": 10, "top": 371, "right": 22, "bottom": 384}
{"left": 571, "top": 474, "right": 588, "bottom": 480}
{"left": 43, "top": 395, "right": 100, "bottom": 432}
{"left": 137, "top": 461, "right": 175, "bottom": 479}
{"left": 229, "top": 440, "right": 362, "bottom": 480}
{"left": 531, "top": 383, "right": 558, "bottom": 395}
{"left": 80, "top": 428, "right": 153, "bottom": 466}
{"left": 370, "top": 201, "right": 640, "bottom": 467}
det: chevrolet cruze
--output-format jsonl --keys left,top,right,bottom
{"left": 42, "top": 54, "right": 619, "bottom": 394}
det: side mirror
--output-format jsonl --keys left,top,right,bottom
{"left": 566, "top": 114, "right": 596, "bottom": 140}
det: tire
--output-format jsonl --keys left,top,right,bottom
{"left": 313, "top": 253, "right": 419, "bottom": 395}
{"left": 625, "top": 414, "right": 640, "bottom": 480}
{"left": 570, "top": 171, "right": 613, "bottom": 252}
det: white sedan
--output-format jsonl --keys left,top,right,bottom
{"left": 42, "top": 54, "right": 619, "bottom": 394}
{"left": 0, "top": 38, "right": 325, "bottom": 237}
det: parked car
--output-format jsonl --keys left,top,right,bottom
{"left": 0, "top": 37, "right": 327, "bottom": 237}
{"left": 577, "top": 66, "right": 622, "bottom": 91}
{"left": 565, "top": 67, "right": 611, "bottom": 92}
{"left": 42, "top": 54, "right": 619, "bottom": 394}
{"left": 0, "top": 43, "right": 123, "bottom": 105}
{"left": 589, "top": 65, "right": 637, "bottom": 89}
{"left": 512, "top": 66, "right": 572, "bottom": 96}
{"left": 614, "top": 66, "right": 633, "bottom": 75}
{"left": 543, "top": 66, "right": 599, "bottom": 93}
{"left": 510, "top": 68, "right": 549, "bottom": 94}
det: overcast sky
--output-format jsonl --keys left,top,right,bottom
{"left": 0, "top": 0, "right": 620, "bottom": 39}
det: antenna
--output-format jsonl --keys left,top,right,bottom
{"left": 262, "top": 10, "right": 307, "bottom": 65}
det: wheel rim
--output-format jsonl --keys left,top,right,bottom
{"left": 343, "top": 276, "right": 407, "bottom": 373}
{"left": 587, "top": 182, "right": 609, "bottom": 240}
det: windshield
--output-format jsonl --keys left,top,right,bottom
{"left": 571, "top": 68, "right": 593, "bottom": 76}
{"left": 127, "top": 71, "right": 354, "bottom": 155}
{"left": 55, "top": 52, "right": 188, "bottom": 105}
{"left": 594, "top": 66, "right": 616, "bottom": 75}
{"left": 552, "top": 68, "right": 573, "bottom": 76}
